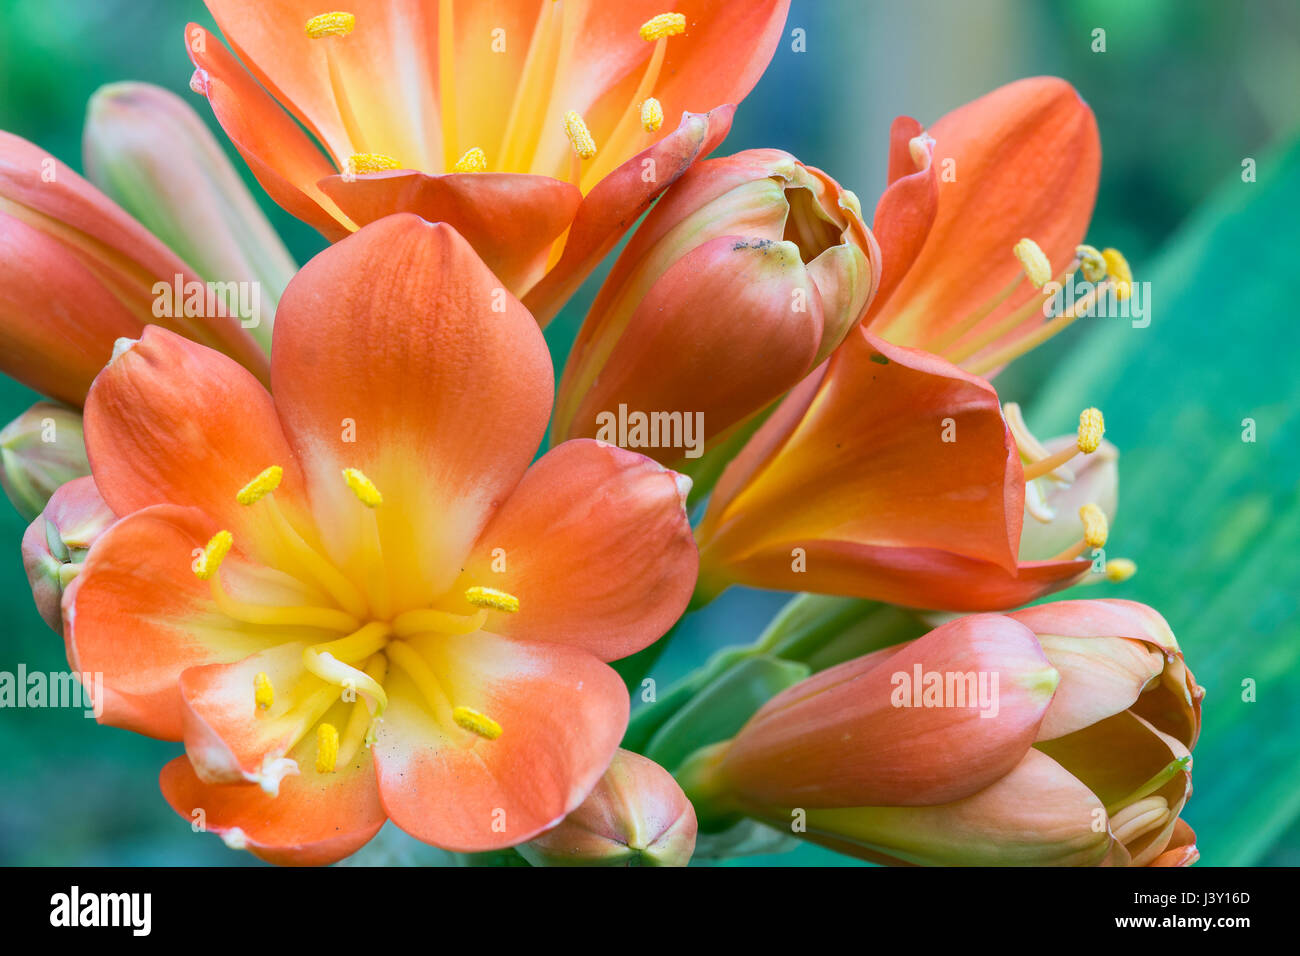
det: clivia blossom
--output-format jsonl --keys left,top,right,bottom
{"left": 681, "top": 600, "right": 1202, "bottom": 866}
{"left": 61, "top": 215, "right": 698, "bottom": 863}
{"left": 185, "top": 0, "right": 791, "bottom": 322}
{"left": 693, "top": 330, "right": 1117, "bottom": 611}
{"left": 865, "top": 76, "right": 1131, "bottom": 377}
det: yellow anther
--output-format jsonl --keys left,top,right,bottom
{"left": 347, "top": 153, "right": 400, "bottom": 175}
{"left": 236, "top": 465, "right": 283, "bottom": 505}
{"left": 1102, "top": 247, "right": 1132, "bottom": 300}
{"left": 1105, "top": 557, "right": 1137, "bottom": 582}
{"left": 305, "top": 11, "right": 356, "bottom": 39}
{"left": 1079, "top": 503, "right": 1109, "bottom": 549}
{"left": 563, "top": 110, "right": 597, "bottom": 160}
{"left": 342, "top": 468, "right": 383, "bottom": 507}
{"left": 452, "top": 146, "right": 487, "bottom": 173}
{"left": 253, "top": 671, "right": 274, "bottom": 710}
{"left": 1077, "top": 407, "right": 1105, "bottom": 454}
{"left": 464, "top": 586, "right": 519, "bottom": 613}
{"left": 453, "top": 706, "right": 503, "bottom": 741}
{"left": 640, "top": 97, "right": 664, "bottom": 133}
{"left": 1013, "top": 238, "right": 1052, "bottom": 289}
{"left": 194, "top": 530, "right": 233, "bottom": 580}
{"left": 316, "top": 722, "right": 340, "bottom": 772}
{"left": 639, "top": 12, "right": 686, "bottom": 41}
{"left": 1076, "top": 244, "right": 1107, "bottom": 283}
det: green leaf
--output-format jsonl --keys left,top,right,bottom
{"left": 1027, "top": 134, "right": 1300, "bottom": 865}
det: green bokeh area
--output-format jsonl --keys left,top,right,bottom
{"left": 2, "top": 0, "right": 1299, "bottom": 866}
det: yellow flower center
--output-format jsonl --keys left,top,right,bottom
{"left": 193, "top": 464, "right": 522, "bottom": 775}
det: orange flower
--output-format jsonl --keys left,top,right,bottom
{"left": 185, "top": 0, "right": 790, "bottom": 322}
{"left": 865, "top": 77, "right": 1127, "bottom": 376}
{"left": 683, "top": 601, "right": 1201, "bottom": 866}
{"left": 63, "top": 215, "right": 698, "bottom": 864}
{"left": 0, "top": 131, "right": 269, "bottom": 406}
{"left": 694, "top": 330, "right": 1112, "bottom": 611}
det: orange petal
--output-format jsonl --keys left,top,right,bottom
{"left": 269, "top": 216, "right": 553, "bottom": 606}
{"left": 524, "top": 106, "right": 734, "bottom": 324}
{"left": 82, "top": 326, "right": 307, "bottom": 567}
{"left": 159, "top": 747, "right": 384, "bottom": 866}
{"left": 61, "top": 504, "right": 276, "bottom": 739}
{"left": 697, "top": 332, "right": 1037, "bottom": 610}
{"left": 1148, "top": 819, "right": 1198, "bottom": 867}
{"left": 868, "top": 77, "right": 1100, "bottom": 356}
{"left": 459, "top": 439, "right": 697, "bottom": 662}
{"left": 867, "top": 116, "right": 938, "bottom": 312}
{"left": 318, "top": 170, "right": 581, "bottom": 295}
{"left": 186, "top": 22, "right": 353, "bottom": 239}
{"left": 721, "top": 614, "right": 1055, "bottom": 808}
{"left": 559, "top": 235, "right": 824, "bottom": 465}
{"left": 373, "top": 631, "right": 628, "bottom": 852}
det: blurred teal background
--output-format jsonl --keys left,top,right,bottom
{"left": 1, "top": 0, "right": 1298, "bottom": 865}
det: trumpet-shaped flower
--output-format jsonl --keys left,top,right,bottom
{"left": 866, "top": 77, "right": 1128, "bottom": 376}
{"left": 684, "top": 600, "right": 1201, "bottom": 866}
{"left": 694, "top": 331, "right": 1113, "bottom": 611}
{"left": 63, "top": 215, "right": 697, "bottom": 864}
{"left": 185, "top": 0, "right": 790, "bottom": 321}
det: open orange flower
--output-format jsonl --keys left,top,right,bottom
{"left": 865, "top": 76, "right": 1124, "bottom": 377}
{"left": 186, "top": 0, "right": 790, "bottom": 322}
{"left": 694, "top": 330, "right": 1111, "bottom": 611}
{"left": 63, "top": 215, "right": 698, "bottom": 864}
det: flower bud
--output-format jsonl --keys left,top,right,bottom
{"left": 84, "top": 82, "right": 297, "bottom": 351}
{"left": 553, "top": 148, "right": 879, "bottom": 470}
{"left": 518, "top": 750, "right": 697, "bottom": 867}
{"left": 0, "top": 402, "right": 89, "bottom": 520}
{"left": 688, "top": 601, "right": 1200, "bottom": 866}
{"left": 21, "top": 476, "right": 114, "bottom": 634}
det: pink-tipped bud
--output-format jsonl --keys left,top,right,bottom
{"left": 519, "top": 750, "right": 697, "bottom": 867}
{"left": 22, "top": 476, "right": 114, "bottom": 634}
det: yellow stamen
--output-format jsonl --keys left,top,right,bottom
{"left": 1105, "top": 557, "right": 1138, "bottom": 582}
{"left": 236, "top": 465, "right": 283, "bottom": 505}
{"left": 962, "top": 280, "right": 1106, "bottom": 377}
{"left": 452, "top": 146, "right": 487, "bottom": 173}
{"left": 1021, "top": 407, "right": 1106, "bottom": 481}
{"left": 563, "top": 110, "right": 597, "bottom": 160}
{"left": 348, "top": 153, "right": 400, "bottom": 175}
{"left": 311, "top": 621, "right": 390, "bottom": 662}
{"left": 258, "top": 495, "right": 370, "bottom": 619}
{"left": 391, "top": 607, "right": 487, "bottom": 638}
{"left": 464, "top": 586, "right": 520, "bottom": 613}
{"left": 385, "top": 641, "right": 453, "bottom": 725}
{"left": 303, "top": 646, "right": 388, "bottom": 714}
{"left": 315, "top": 722, "right": 340, "bottom": 772}
{"left": 453, "top": 705, "right": 503, "bottom": 740}
{"left": 639, "top": 12, "right": 686, "bottom": 41}
{"left": 342, "top": 467, "right": 383, "bottom": 507}
{"left": 1079, "top": 502, "right": 1109, "bottom": 549}
{"left": 209, "top": 575, "right": 362, "bottom": 632}
{"left": 1077, "top": 407, "right": 1105, "bottom": 453}
{"left": 304, "top": 11, "right": 356, "bottom": 39}
{"left": 1102, "top": 247, "right": 1132, "bottom": 300}
{"left": 1013, "top": 238, "right": 1052, "bottom": 289}
{"left": 336, "top": 655, "right": 387, "bottom": 767}
{"left": 194, "top": 530, "right": 233, "bottom": 580}
{"left": 253, "top": 671, "right": 274, "bottom": 710}
{"left": 1076, "top": 244, "right": 1107, "bottom": 283}
{"left": 640, "top": 97, "right": 664, "bottom": 133}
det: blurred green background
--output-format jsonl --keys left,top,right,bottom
{"left": 1, "top": 0, "right": 1298, "bottom": 865}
